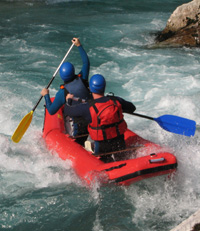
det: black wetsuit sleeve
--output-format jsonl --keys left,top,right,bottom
{"left": 115, "top": 96, "right": 136, "bottom": 113}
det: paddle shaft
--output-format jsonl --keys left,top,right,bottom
{"left": 72, "top": 98, "right": 154, "bottom": 121}
{"left": 32, "top": 43, "right": 75, "bottom": 112}
{"left": 11, "top": 43, "right": 74, "bottom": 143}
{"left": 127, "top": 112, "right": 154, "bottom": 121}
{"left": 71, "top": 98, "right": 196, "bottom": 136}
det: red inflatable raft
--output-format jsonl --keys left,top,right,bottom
{"left": 42, "top": 99, "right": 177, "bottom": 186}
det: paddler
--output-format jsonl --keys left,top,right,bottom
{"left": 64, "top": 74, "right": 136, "bottom": 162}
{"left": 41, "top": 38, "right": 91, "bottom": 145}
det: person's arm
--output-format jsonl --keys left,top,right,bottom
{"left": 41, "top": 88, "right": 66, "bottom": 115}
{"left": 72, "top": 38, "right": 90, "bottom": 81}
{"left": 115, "top": 96, "right": 136, "bottom": 113}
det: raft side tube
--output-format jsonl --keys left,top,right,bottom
{"left": 95, "top": 152, "right": 177, "bottom": 185}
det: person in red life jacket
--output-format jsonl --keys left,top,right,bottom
{"left": 64, "top": 74, "right": 136, "bottom": 162}
{"left": 41, "top": 38, "right": 91, "bottom": 145}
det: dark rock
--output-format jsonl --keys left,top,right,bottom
{"left": 192, "top": 222, "right": 200, "bottom": 231}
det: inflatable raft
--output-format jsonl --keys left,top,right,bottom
{"left": 42, "top": 98, "right": 177, "bottom": 186}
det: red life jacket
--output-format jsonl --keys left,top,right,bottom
{"left": 88, "top": 97, "right": 127, "bottom": 141}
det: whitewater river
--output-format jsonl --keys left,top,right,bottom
{"left": 0, "top": 0, "right": 200, "bottom": 230}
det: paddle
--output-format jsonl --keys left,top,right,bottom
{"left": 70, "top": 99, "right": 197, "bottom": 137}
{"left": 11, "top": 43, "right": 75, "bottom": 143}
{"left": 129, "top": 112, "right": 196, "bottom": 137}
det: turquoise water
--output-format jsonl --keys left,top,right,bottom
{"left": 1, "top": 0, "right": 200, "bottom": 230}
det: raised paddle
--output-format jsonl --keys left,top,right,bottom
{"left": 71, "top": 97, "right": 197, "bottom": 137}
{"left": 129, "top": 112, "right": 196, "bottom": 137}
{"left": 11, "top": 43, "right": 75, "bottom": 143}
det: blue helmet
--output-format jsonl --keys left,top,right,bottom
{"left": 89, "top": 74, "right": 106, "bottom": 93}
{"left": 59, "top": 62, "right": 75, "bottom": 82}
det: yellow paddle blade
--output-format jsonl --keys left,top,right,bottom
{"left": 11, "top": 110, "right": 34, "bottom": 143}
